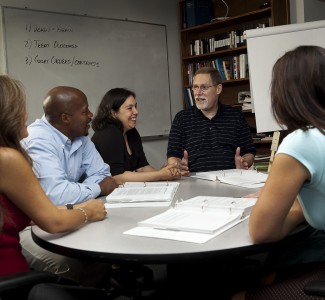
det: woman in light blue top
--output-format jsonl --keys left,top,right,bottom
{"left": 233, "top": 46, "right": 325, "bottom": 300}
{"left": 249, "top": 45, "right": 325, "bottom": 243}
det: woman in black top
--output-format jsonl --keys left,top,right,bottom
{"left": 92, "top": 88, "right": 180, "bottom": 183}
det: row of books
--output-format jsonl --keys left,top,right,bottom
{"left": 189, "top": 30, "right": 245, "bottom": 56}
{"left": 188, "top": 23, "right": 268, "bottom": 56}
{"left": 186, "top": 54, "right": 249, "bottom": 85}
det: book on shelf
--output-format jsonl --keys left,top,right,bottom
{"left": 222, "top": 59, "right": 232, "bottom": 80}
{"left": 137, "top": 196, "right": 257, "bottom": 235}
{"left": 190, "top": 169, "right": 268, "bottom": 188}
{"left": 183, "top": 87, "right": 193, "bottom": 108}
{"left": 186, "top": 87, "right": 194, "bottom": 106}
{"left": 105, "top": 181, "right": 179, "bottom": 208}
{"left": 215, "top": 59, "right": 227, "bottom": 81}
{"left": 233, "top": 56, "right": 239, "bottom": 79}
{"left": 185, "top": 0, "right": 214, "bottom": 28}
{"left": 239, "top": 53, "right": 248, "bottom": 78}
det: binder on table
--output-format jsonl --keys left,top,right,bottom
{"left": 137, "top": 196, "right": 257, "bottom": 235}
{"left": 190, "top": 169, "right": 268, "bottom": 188}
{"left": 105, "top": 181, "right": 179, "bottom": 208}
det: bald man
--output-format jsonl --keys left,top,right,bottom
{"left": 20, "top": 86, "right": 118, "bottom": 286}
{"left": 24, "top": 86, "right": 117, "bottom": 204}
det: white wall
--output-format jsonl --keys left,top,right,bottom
{"left": 0, "top": 0, "right": 183, "bottom": 168}
{"left": 290, "top": 0, "right": 325, "bottom": 23}
{"left": 304, "top": 0, "right": 325, "bottom": 22}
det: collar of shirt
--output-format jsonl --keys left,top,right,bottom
{"left": 41, "top": 115, "right": 83, "bottom": 153}
{"left": 194, "top": 102, "right": 225, "bottom": 120}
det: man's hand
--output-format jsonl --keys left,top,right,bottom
{"left": 179, "top": 150, "right": 190, "bottom": 176}
{"left": 235, "top": 147, "right": 254, "bottom": 170}
{"left": 166, "top": 150, "right": 190, "bottom": 176}
{"left": 243, "top": 189, "right": 261, "bottom": 198}
{"left": 99, "top": 176, "right": 118, "bottom": 195}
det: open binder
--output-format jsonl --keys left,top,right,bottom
{"left": 190, "top": 169, "right": 267, "bottom": 188}
{"left": 137, "top": 196, "right": 257, "bottom": 235}
{"left": 105, "top": 181, "right": 179, "bottom": 208}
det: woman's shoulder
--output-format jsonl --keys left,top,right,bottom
{"left": 92, "top": 124, "right": 124, "bottom": 145}
{"left": 93, "top": 124, "right": 121, "bottom": 136}
{"left": 0, "top": 147, "right": 22, "bottom": 160}
{"left": 0, "top": 147, "right": 26, "bottom": 171}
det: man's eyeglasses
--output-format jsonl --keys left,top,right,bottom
{"left": 192, "top": 84, "right": 216, "bottom": 92}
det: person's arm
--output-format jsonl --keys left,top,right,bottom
{"left": 249, "top": 153, "right": 308, "bottom": 244}
{"left": 0, "top": 148, "right": 106, "bottom": 233}
{"left": 113, "top": 163, "right": 181, "bottom": 183}
{"left": 114, "top": 135, "right": 181, "bottom": 182}
{"left": 167, "top": 150, "right": 189, "bottom": 176}
{"left": 235, "top": 112, "right": 255, "bottom": 169}
{"left": 167, "top": 111, "right": 189, "bottom": 176}
{"left": 81, "top": 138, "right": 118, "bottom": 196}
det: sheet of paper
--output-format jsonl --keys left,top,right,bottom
{"left": 124, "top": 217, "right": 248, "bottom": 244}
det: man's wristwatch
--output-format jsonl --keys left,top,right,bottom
{"left": 66, "top": 203, "right": 74, "bottom": 210}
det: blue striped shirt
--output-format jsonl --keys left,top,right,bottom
{"left": 167, "top": 104, "right": 255, "bottom": 172}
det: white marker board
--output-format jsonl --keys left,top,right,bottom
{"left": 0, "top": 6, "right": 172, "bottom": 137}
{"left": 246, "top": 20, "right": 325, "bottom": 133}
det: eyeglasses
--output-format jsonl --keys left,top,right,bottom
{"left": 191, "top": 84, "right": 216, "bottom": 92}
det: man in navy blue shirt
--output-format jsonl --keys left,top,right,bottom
{"left": 167, "top": 67, "right": 255, "bottom": 172}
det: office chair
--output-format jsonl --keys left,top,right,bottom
{"left": 0, "top": 270, "right": 59, "bottom": 300}
{"left": 304, "top": 280, "right": 325, "bottom": 297}
{"left": 0, "top": 270, "right": 125, "bottom": 300}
